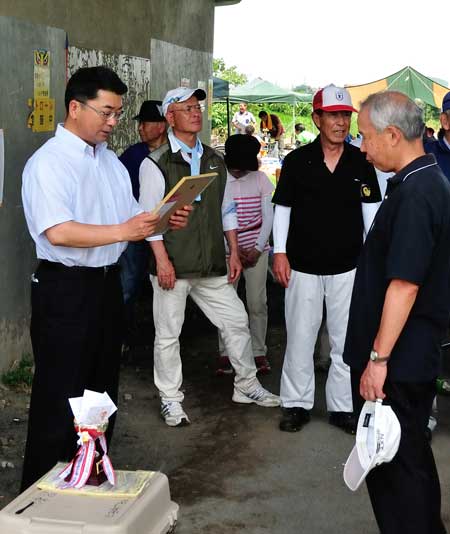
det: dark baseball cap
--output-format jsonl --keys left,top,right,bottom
{"left": 442, "top": 92, "right": 450, "bottom": 112}
{"left": 133, "top": 100, "right": 165, "bottom": 122}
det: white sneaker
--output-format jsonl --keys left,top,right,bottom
{"left": 232, "top": 384, "right": 280, "bottom": 407}
{"left": 160, "top": 401, "right": 190, "bottom": 427}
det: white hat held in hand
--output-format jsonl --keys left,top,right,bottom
{"left": 344, "top": 399, "right": 401, "bottom": 491}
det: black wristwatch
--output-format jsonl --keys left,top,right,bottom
{"left": 370, "top": 349, "right": 390, "bottom": 363}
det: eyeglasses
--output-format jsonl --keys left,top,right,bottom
{"left": 171, "top": 104, "right": 205, "bottom": 114}
{"left": 77, "top": 100, "right": 124, "bottom": 121}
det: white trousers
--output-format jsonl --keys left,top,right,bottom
{"left": 151, "top": 275, "right": 258, "bottom": 402}
{"left": 218, "top": 251, "right": 269, "bottom": 357}
{"left": 280, "top": 269, "right": 355, "bottom": 412}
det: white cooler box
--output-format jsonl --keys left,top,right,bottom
{"left": 0, "top": 469, "right": 178, "bottom": 534}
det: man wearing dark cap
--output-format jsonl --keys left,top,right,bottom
{"left": 272, "top": 84, "right": 381, "bottom": 434}
{"left": 120, "top": 100, "right": 167, "bottom": 201}
{"left": 425, "top": 91, "right": 450, "bottom": 179}
{"left": 118, "top": 101, "right": 167, "bottom": 342}
{"left": 139, "top": 87, "right": 280, "bottom": 427}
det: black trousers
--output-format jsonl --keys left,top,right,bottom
{"left": 351, "top": 370, "right": 447, "bottom": 534}
{"left": 21, "top": 261, "right": 124, "bottom": 491}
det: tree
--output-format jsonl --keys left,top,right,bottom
{"left": 213, "top": 58, "right": 247, "bottom": 87}
{"left": 212, "top": 58, "right": 248, "bottom": 140}
{"left": 293, "top": 83, "right": 316, "bottom": 94}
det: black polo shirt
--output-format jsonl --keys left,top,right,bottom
{"left": 273, "top": 137, "right": 381, "bottom": 275}
{"left": 343, "top": 154, "right": 450, "bottom": 382}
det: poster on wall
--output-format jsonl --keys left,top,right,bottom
{"left": 0, "top": 129, "right": 4, "bottom": 207}
{"left": 68, "top": 46, "right": 151, "bottom": 154}
{"left": 34, "top": 49, "right": 50, "bottom": 99}
{"left": 30, "top": 49, "right": 55, "bottom": 132}
{"left": 31, "top": 98, "right": 55, "bottom": 133}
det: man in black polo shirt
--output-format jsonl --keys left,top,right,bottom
{"left": 272, "top": 84, "right": 381, "bottom": 433}
{"left": 343, "top": 91, "right": 449, "bottom": 534}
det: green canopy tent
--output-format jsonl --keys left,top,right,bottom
{"left": 346, "top": 66, "right": 449, "bottom": 110}
{"left": 230, "top": 77, "right": 312, "bottom": 104}
{"left": 212, "top": 76, "right": 230, "bottom": 99}
{"left": 226, "top": 78, "right": 312, "bottom": 141}
{"left": 212, "top": 77, "right": 233, "bottom": 137}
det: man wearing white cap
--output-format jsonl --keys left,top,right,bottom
{"left": 344, "top": 91, "right": 449, "bottom": 533}
{"left": 138, "top": 87, "right": 280, "bottom": 427}
{"left": 272, "top": 84, "right": 381, "bottom": 433}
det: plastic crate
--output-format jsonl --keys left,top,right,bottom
{"left": 0, "top": 469, "right": 178, "bottom": 534}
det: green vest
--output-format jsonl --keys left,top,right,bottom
{"left": 150, "top": 143, "right": 228, "bottom": 279}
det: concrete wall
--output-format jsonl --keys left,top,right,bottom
{"left": 0, "top": 1, "right": 217, "bottom": 153}
{"left": 150, "top": 38, "right": 212, "bottom": 141}
{"left": 0, "top": 2, "right": 218, "bottom": 372}
{"left": 0, "top": 16, "right": 66, "bottom": 373}
{"left": 0, "top": 0, "right": 215, "bottom": 56}
{"left": 68, "top": 47, "right": 152, "bottom": 154}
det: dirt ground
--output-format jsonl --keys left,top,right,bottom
{"left": 0, "top": 279, "right": 286, "bottom": 506}
{"left": 1, "top": 280, "right": 450, "bottom": 533}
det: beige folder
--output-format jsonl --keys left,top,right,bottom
{"left": 151, "top": 172, "right": 217, "bottom": 234}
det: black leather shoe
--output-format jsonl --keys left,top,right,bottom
{"left": 279, "top": 407, "right": 311, "bottom": 432}
{"left": 329, "top": 411, "right": 357, "bottom": 434}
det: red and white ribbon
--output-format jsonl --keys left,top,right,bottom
{"left": 58, "top": 426, "right": 116, "bottom": 489}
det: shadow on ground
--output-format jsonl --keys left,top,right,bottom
{"left": 1, "top": 278, "right": 450, "bottom": 533}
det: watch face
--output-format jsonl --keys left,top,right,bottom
{"left": 370, "top": 350, "right": 389, "bottom": 362}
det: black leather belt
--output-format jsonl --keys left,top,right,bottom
{"left": 39, "top": 260, "right": 120, "bottom": 275}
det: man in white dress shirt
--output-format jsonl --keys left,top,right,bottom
{"left": 20, "top": 66, "right": 190, "bottom": 491}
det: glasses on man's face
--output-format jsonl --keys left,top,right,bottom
{"left": 77, "top": 100, "right": 124, "bottom": 121}
{"left": 171, "top": 104, "right": 205, "bottom": 114}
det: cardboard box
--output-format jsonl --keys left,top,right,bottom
{"left": 0, "top": 470, "right": 178, "bottom": 534}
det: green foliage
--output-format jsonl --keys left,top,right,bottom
{"left": 2, "top": 354, "right": 34, "bottom": 390}
{"left": 213, "top": 57, "right": 247, "bottom": 87}
{"left": 212, "top": 100, "right": 319, "bottom": 144}
{"left": 261, "top": 103, "right": 292, "bottom": 115}
{"left": 293, "top": 83, "right": 316, "bottom": 94}
{"left": 422, "top": 103, "right": 441, "bottom": 132}
{"left": 211, "top": 102, "right": 229, "bottom": 138}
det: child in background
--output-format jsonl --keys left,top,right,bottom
{"left": 244, "top": 124, "right": 266, "bottom": 156}
{"left": 217, "top": 135, "right": 275, "bottom": 375}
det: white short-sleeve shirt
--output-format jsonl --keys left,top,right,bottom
{"left": 22, "top": 124, "right": 141, "bottom": 267}
{"left": 232, "top": 111, "right": 256, "bottom": 134}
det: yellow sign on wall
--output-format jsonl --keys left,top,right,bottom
{"left": 34, "top": 49, "right": 51, "bottom": 99}
{"left": 28, "top": 98, "right": 55, "bottom": 132}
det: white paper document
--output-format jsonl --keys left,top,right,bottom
{"left": 68, "top": 389, "right": 117, "bottom": 426}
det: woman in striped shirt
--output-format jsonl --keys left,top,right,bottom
{"left": 217, "top": 134, "right": 275, "bottom": 375}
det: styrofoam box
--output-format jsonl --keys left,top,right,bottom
{"left": 0, "top": 471, "right": 178, "bottom": 534}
